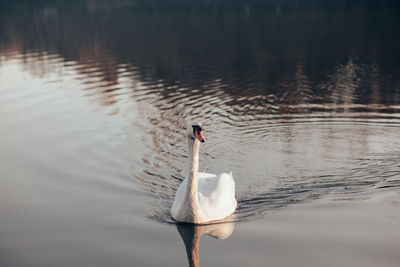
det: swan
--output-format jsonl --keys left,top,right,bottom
{"left": 171, "top": 122, "right": 237, "bottom": 224}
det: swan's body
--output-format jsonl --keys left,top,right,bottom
{"left": 171, "top": 172, "right": 236, "bottom": 223}
{"left": 171, "top": 123, "right": 237, "bottom": 224}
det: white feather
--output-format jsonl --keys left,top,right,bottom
{"left": 171, "top": 172, "right": 237, "bottom": 223}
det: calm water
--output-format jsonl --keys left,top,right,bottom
{"left": 1, "top": 1, "right": 400, "bottom": 266}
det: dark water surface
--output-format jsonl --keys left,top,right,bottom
{"left": 1, "top": 1, "right": 400, "bottom": 266}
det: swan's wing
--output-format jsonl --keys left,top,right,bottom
{"left": 198, "top": 172, "right": 237, "bottom": 221}
{"left": 172, "top": 172, "right": 214, "bottom": 214}
{"left": 198, "top": 172, "right": 234, "bottom": 197}
{"left": 171, "top": 178, "right": 187, "bottom": 217}
{"left": 172, "top": 172, "right": 215, "bottom": 214}
{"left": 172, "top": 172, "right": 237, "bottom": 222}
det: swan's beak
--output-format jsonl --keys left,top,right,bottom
{"left": 196, "top": 130, "right": 206, "bottom": 143}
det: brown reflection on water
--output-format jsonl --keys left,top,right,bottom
{"left": 1, "top": 1, "right": 400, "bottom": 110}
{"left": 177, "top": 222, "right": 234, "bottom": 267}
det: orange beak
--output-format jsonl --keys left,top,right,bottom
{"left": 195, "top": 130, "right": 206, "bottom": 143}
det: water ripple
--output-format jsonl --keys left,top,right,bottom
{"left": 1, "top": 4, "right": 400, "bottom": 225}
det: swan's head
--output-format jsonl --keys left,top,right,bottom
{"left": 187, "top": 122, "right": 206, "bottom": 143}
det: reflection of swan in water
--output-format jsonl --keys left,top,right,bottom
{"left": 177, "top": 221, "right": 235, "bottom": 267}
{"left": 171, "top": 122, "right": 237, "bottom": 224}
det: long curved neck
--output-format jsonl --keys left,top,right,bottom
{"left": 184, "top": 138, "right": 201, "bottom": 220}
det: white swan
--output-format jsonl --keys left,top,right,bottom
{"left": 171, "top": 122, "right": 237, "bottom": 224}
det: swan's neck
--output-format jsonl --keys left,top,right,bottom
{"left": 184, "top": 138, "right": 201, "bottom": 221}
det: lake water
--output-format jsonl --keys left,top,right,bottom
{"left": 1, "top": 1, "right": 400, "bottom": 266}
